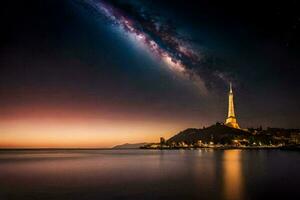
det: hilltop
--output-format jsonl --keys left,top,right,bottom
{"left": 167, "top": 123, "right": 250, "bottom": 145}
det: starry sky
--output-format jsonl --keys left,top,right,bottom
{"left": 1, "top": 0, "right": 299, "bottom": 147}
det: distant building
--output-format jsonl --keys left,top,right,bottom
{"left": 160, "top": 137, "right": 166, "bottom": 145}
{"left": 225, "top": 83, "right": 240, "bottom": 129}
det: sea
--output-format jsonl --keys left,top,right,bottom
{"left": 0, "top": 149, "right": 299, "bottom": 200}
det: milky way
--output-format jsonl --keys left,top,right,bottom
{"left": 80, "top": 0, "right": 230, "bottom": 94}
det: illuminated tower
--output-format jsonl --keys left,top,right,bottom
{"left": 225, "top": 83, "right": 240, "bottom": 129}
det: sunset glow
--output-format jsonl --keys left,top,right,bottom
{"left": 0, "top": 105, "right": 195, "bottom": 148}
{"left": 0, "top": 117, "right": 191, "bottom": 148}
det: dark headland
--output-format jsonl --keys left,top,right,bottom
{"left": 113, "top": 143, "right": 149, "bottom": 149}
{"left": 141, "top": 123, "right": 300, "bottom": 150}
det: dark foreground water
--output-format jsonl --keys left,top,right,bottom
{"left": 0, "top": 149, "right": 299, "bottom": 200}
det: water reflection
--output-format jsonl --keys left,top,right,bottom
{"left": 0, "top": 150, "right": 299, "bottom": 200}
{"left": 223, "top": 150, "right": 244, "bottom": 200}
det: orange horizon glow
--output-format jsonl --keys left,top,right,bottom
{"left": 0, "top": 119, "right": 178, "bottom": 148}
{"left": 0, "top": 115, "right": 201, "bottom": 148}
{"left": 0, "top": 101, "right": 213, "bottom": 148}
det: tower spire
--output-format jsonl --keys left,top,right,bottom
{"left": 225, "top": 83, "right": 240, "bottom": 129}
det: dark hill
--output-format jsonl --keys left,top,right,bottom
{"left": 113, "top": 143, "right": 148, "bottom": 149}
{"left": 167, "top": 123, "right": 250, "bottom": 144}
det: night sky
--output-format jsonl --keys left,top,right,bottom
{"left": 1, "top": 0, "right": 299, "bottom": 147}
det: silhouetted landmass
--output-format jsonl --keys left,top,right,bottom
{"left": 167, "top": 123, "right": 250, "bottom": 144}
{"left": 142, "top": 123, "right": 300, "bottom": 149}
{"left": 113, "top": 143, "right": 149, "bottom": 149}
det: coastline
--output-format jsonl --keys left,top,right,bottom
{"left": 0, "top": 145, "right": 299, "bottom": 151}
{"left": 141, "top": 145, "right": 300, "bottom": 151}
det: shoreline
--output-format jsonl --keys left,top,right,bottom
{"left": 141, "top": 145, "right": 300, "bottom": 151}
{"left": 0, "top": 146, "right": 299, "bottom": 151}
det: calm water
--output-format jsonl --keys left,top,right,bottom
{"left": 0, "top": 149, "right": 299, "bottom": 200}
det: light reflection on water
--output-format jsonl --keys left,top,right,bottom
{"left": 0, "top": 150, "right": 299, "bottom": 200}
{"left": 223, "top": 150, "right": 243, "bottom": 200}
